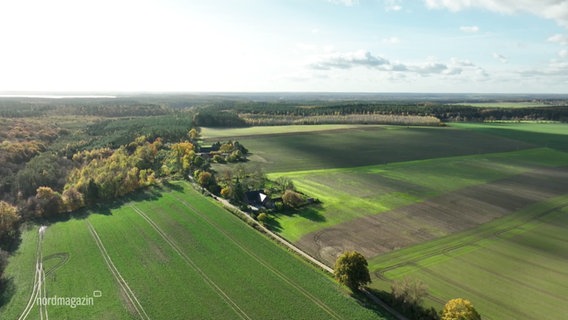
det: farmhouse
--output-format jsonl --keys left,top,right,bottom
{"left": 245, "top": 190, "right": 275, "bottom": 211}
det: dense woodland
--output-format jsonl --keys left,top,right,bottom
{"left": 0, "top": 94, "right": 567, "bottom": 297}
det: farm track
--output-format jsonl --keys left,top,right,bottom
{"left": 18, "top": 226, "right": 48, "bottom": 320}
{"left": 86, "top": 221, "right": 151, "bottom": 320}
{"left": 129, "top": 205, "right": 252, "bottom": 320}
{"left": 43, "top": 253, "right": 70, "bottom": 277}
{"left": 168, "top": 193, "right": 345, "bottom": 320}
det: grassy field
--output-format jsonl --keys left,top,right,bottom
{"left": 452, "top": 101, "right": 550, "bottom": 108}
{"left": 266, "top": 148, "right": 568, "bottom": 242}
{"left": 203, "top": 122, "right": 568, "bottom": 319}
{"left": 368, "top": 196, "right": 568, "bottom": 320}
{"left": 201, "top": 124, "right": 373, "bottom": 140}
{"left": 0, "top": 183, "right": 388, "bottom": 320}
{"left": 451, "top": 122, "right": 568, "bottom": 151}
{"left": 206, "top": 125, "right": 533, "bottom": 173}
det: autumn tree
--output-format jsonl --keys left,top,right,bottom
{"left": 165, "top": 141, "right": 195, "bottom": 176}
{"left": 61, "top": 187, "right": 85, "bottom": 212}
{"left": 257, "top": 212, "right": 267, "bottom": 225}
{"left": 334, "top": 251, "right": 371, "bottom": 291}
{"left": 35, "top": 186, "right": 64, "bottom": 218}
{"left": 282, "top": 190, "right": 304, "bottom": 208}
{"left": 0, "top": 201, "right": 19, "bottom": 250}
{"left": 188, "top": 128, "right": 200, "bottom": 143}
{"left": 441, "top": 298, "right": 481, "bottom": 320}
{"left": 220, "top": 186, "right": 233, "bottom": 199}
{"left": 197, "top": 171, "right": 213, "bottom": 188}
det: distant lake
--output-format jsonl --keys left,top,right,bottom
{"left": 0, "top": 94, "right": 116, "bottom": 99}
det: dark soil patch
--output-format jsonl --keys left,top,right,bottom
{"left": 297, "top": 167, "right": 568, "bottom": 266}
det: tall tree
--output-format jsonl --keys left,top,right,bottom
{"left": 0, "top": 201, "right": 19, "bottom": 250}
{"left": 334, "top": 251, "right": 371, "bottom": 291}
{"left": 35, "top": 186, "right": 63, "bottom": 218}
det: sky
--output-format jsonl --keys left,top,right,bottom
{"left": 1, "top": 0, "right": 568, "bottom": 93}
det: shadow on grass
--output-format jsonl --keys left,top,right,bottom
{"left": 279, "top": 204, "right": 326, "bottom": 223}
{"left": 299, "top": 206, "right": 326, "bottom": 222}
{"left": 365, "top": 287, "right": 440, "bottom": 320}
{"left": 349, "top": 288, "right": 397, "bottom": 320}
{"left": 264, "top": 215, "right": 283, "bottom": 233}
{"left": 0, "top": 277, "right": 15, "bottom": 310}
{"left": 39, "top": 183, "right": 172, "bottom": 226}
{"left": 161, "top": 180, "right": 184, "bottom": 192}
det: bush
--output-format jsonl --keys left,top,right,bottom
{"left": 257, "top": 212, "right": 268, "bottom": 224}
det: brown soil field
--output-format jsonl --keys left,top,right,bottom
{"left": 296, "top": 166, "right": 568, "bottom": 266}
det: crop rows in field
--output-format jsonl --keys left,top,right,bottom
{"left": 202, "top": 122, "right": 568, "bottom": 320}
{"left": 0, "top": 183, "right": 386, "bottom": 320}
{"left": 266, "top": 148, "right": 568, "bottom": 242}
{"left": 293, "top": 164, "right": 568, "bottom": 265}
{"left": 212, "top": 125, "right": 533, "bottom": 173}
{"left": 369, "top": 197, "right": 568, "bottom": 320}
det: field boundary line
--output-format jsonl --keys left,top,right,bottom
{"left": 86, "top": 221, "right": 151, "bottom": 320}
{"left": 129, "top": 205, "right": 251, "bottom": 320}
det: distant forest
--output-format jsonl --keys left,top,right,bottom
{"left": 1, "top": 94, "right": 567, "bottom": 124}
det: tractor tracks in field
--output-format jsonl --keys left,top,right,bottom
{"left": 18, "top": 226, "right": 48, "bottom": 320}
{"left": 86, "top": 221, "right": 151, "bottom": 320}
{"left": 167, "top": 194, "right": 345, "bottom": 320}
{"left": 129, "top": 205, "right": 252, "bottom": 320}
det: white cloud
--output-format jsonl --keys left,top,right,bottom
{"left": 493, "top": 52, "right": 508, "bottom": 63}
{"left": 460, "top": 25, "right": 480, "bottom": 33}
{"left": 382, "top": 36, "right": 401, "bottom": 44}
{"left": 310, "top": 50, "right": 486, "bottom": 78}
{"left": 311, "top": 50, "right": 389, "bottom": 70}
{"left": 548, "top": 34, "right": 568, "bottom": 45}
{"left": 425, "top": 0, "right": 568, "bottom": 28}
{"left": 327, "top": 0, "right": 359, "bottom": 6}
{"left": 384, "top": 0, "right": 403, "bottom": 11}
{"left": 559, "top": 49, "right": 568, "bottom": 58}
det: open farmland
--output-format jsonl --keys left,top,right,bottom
{"left": 369, "top": 196, "right": 568, "bottom": 320}
{"left": 205, "top": 125, "right": 533, "bottom": 172}
{"left": 452, "top": 101, "right": 551, "bottom": 108}
{"left": 294, "top": 163, "right": 568, "bottom": 265}
{"left": 0, "top": 183, "right": 387, "bottom": 320}
{"left": 203, "top": 122, "right": 568, "bottom": 319}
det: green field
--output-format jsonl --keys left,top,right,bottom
{"left": 203, "top": 122, "right": 568, "bottom": 319}
{"left": 0, "top": 183, "right": 388, "bottom": 320}
{"left": 452, "top": 122, "right": 568, "bottom": 151}
{"left": 266, "top": 148, "right": 568, "bottom": 241}
{"left": 206, "top": 125, "right": 533, "bottom": 173}
{"left": 201, "top": 124, "right": 373, "bottom": 140}
{"left": 452, "top": 101, "right": 550, "bottom": 108}
{"left": 369, "top": 196, "right": 568, "bottom": 320}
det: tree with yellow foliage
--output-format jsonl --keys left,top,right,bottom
{"left": 0, "top": 201, "right": 19, "bottom": 249}
{"left": 441, "top": 298, "right": 481, "bottom": 320}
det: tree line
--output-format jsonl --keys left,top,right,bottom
{"left": 334, "top": 251, "right": 481, "bottom": 320}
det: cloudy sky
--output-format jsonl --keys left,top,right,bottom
{"left": 1, "top": 0, "right": 568, "bottom": 93}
